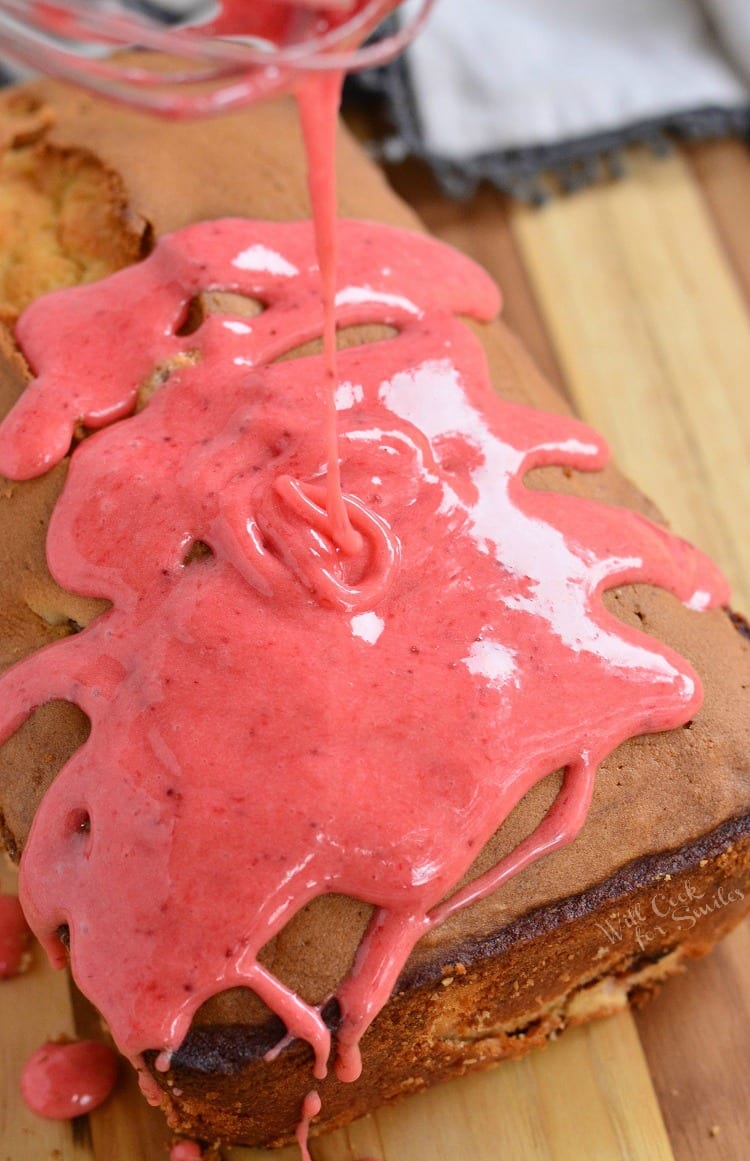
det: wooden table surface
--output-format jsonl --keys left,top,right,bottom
{"left": 1, "top": 138, "right": 749, "bottom": 1161}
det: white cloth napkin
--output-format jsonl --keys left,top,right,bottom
{"left": 401, "top": 0, "right": 750, "bottom": 161}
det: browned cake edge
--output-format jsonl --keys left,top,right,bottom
{"left": 154, "top": 811, "right": 750, "bottom": 1147}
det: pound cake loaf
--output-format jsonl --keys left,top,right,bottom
{"left": 0, "top": 76, "right": 748, "bottom": 1150}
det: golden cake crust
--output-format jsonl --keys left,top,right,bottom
{"left": 0, "top": 76, "right": 748, "bottom": 1147}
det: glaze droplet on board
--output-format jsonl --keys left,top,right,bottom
{"left": 20, "top": 1039, "right": 119, "bottom": 1119}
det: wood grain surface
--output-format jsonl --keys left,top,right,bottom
{"left": 2, "top": 138, "right": 749, "bottom": 1160}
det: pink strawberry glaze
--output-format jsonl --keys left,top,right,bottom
{"left": 297, "top": 68, "right": 362, "bottom": 555}
{"left": 20, "top": 1039, "right": 119, "bottom": 1119}
{"left": 0, "top": 893, "right": 31, "bottom": 978}
{"left": 191, "top": 0, "right": 401, "bottom": 114}
{"left": 0, "top": 219, "right": 728, "bottom": 1094}
{"left": 296, "top": 1089, "right": 322, "bottom": 1161}
{"left": 170, "top": 1140, "right": 203, "bottom": 1161}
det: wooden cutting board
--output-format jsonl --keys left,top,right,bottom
{"left": 1, "top": 139, "right": 749, "bottom": 1161}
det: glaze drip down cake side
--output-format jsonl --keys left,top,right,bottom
{"left": 0, "top": 78, "right": 748, "bottom": 1149}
